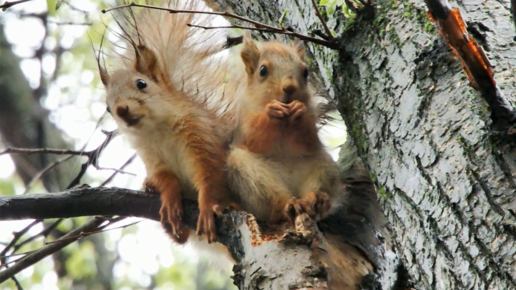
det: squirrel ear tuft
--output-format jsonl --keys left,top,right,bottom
{"left": 240, "top": 31, "right": 260, "bottom": 77}
{"left": 293, "top": 40, "right": 305, "bottom": 57}
{"left": 134, "top": 45, "right": 160, "bottom": 82}
{"left": 98, "top": 66, "right": 110, "bottom": 87}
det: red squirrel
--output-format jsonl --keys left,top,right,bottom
{"left": 98, "top": 2, "right": 235, "bottom": 244}
{"left": 227, "top": 33, "right": 342, "bottom": 225}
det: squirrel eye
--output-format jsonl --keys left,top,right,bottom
{"left": 106, "top": 106, "right": 111, "bottom": 114}
{"left": 259, "top": 65, "right": 268, "bottom": 77}
{"left": 135, "top": 79, "right": 147, "bottom": 90}
{"left": 303, "top": 68, "right": 309, "bottom": 79}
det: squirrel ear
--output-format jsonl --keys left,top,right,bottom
{"left": 134, "top": 45, "right": 160, "bottom": 82}
{"left": 293, "top": 40, "right": 305, "bottom": 57}
{"left": 240, "top": 31, "right": 260, "bottom": 76}
{"left": 98, "top": 66, "right": 110, "bottom": 87}
{"left": 95, "top": 46, "right": 110, "bottom": 87}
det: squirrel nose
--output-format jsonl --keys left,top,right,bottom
{"left": 283, "top": 85, "right": 297, "bottom": 95}
{"left": 116, "top": 105, "right": 129, "bottom": 118}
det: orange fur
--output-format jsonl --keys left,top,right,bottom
{"left": 144, "top": 170, "right": 190, "bottom": 244}
{"left": 227, "top": 33, "right": 341, "bottom": 224}
{"left": 322, "top": 234, "right": 374, "bottom": 289}
{"left": 241, "top": 111, "right": 284, "bottom": 154}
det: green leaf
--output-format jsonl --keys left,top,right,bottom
{"left": 279, "top": 9, "right": 289, "bottom": 27}
{"left": 55, "top": 0, "right": 63, "bottom": 11}
{"left": 46, "top": 0, "right": 56, "bottom": 15}
{"left": 0, "top": 178, "right": 15, "bottom": 196}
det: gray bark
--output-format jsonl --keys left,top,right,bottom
{"left": 209, "top": 0, "right": 516, "bottom": 289}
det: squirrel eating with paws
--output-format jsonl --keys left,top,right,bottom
{"left": 227, "top": 32, "right": 343, "bottom": 225}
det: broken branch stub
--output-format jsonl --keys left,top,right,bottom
{"left": 425, "top": 0, "right": 516, "bottom": 123}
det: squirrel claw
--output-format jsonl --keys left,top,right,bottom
{"left": 159, "top": 199, "right": 184, "bottom": 240}
{"left": 284, "top": 197, "right": 304, "bottom": 225}
{"left": 197, "top": 207, "right": 218, "bottom": 243}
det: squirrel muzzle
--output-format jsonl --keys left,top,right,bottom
{"left": 116, "top": 105, "right": 143, "bottom": 127}
{"left": 280, "top": 78, "right": 299, "bottom": 104}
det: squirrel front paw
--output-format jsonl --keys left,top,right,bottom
{"left": 266, "top": 100, "right": 290, "bottom": 119}
{"left": 284, "top": 191, "right": 331, "bottom": 224}
{"left": 197, "top": 202, "right": 223, "bottom": 243}
{"left": 160, "top": 195, "right": 187, "bottom": 243}
{"left": 287, "top": 100, "right": 307, "bottom": 125}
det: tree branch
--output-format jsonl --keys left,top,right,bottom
{"left": 0, "top": 187, "right": 161, "bottom": 221}
{"left": 0, "top": 183, "right": 390, "bottom": 289}
{"left": 310, "top": 0, "right": 334, "bottom": 41}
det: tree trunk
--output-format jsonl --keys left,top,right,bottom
{"left": 209, "top": 0, "right": 516, "bottom": 289}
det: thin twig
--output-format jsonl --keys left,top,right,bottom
{"left": 22, "top": 155, "right": 73, "bottom": 194}
{"left": 1, "top": 147, "right": 91, "bottom": 157}
{"left": 101, "top": 153, "right": 137, "bottom": 186}
{"left": 64, "top": 1, "right": 88, "bottom": 14}
{"left": 66, "top": 130, "right": 119, "bottom": 188}
{"left": 187, "top": 23, "right": 269, "bottom": 32}
{"left": 0, "top": 217, "right": 107, "bottom": 283}
{"left": 102, "top": 2, "right": 339, "bottom": 49}
{"left": 11, "top": 275, "right": 22, "bottom": 290}
{"left": 48, "top": 21, "right": 93, "bottom": 26}
{"left": 187, "top": 24, "right": 337, "bottom": 48}
{"left": 0, "top": 0, "right": 32, "bottom": 11}
{"left": 96, "top": 166, "right": 135, "bottom": 176}
{"left": 43, "top": 220, "right": 140, "bottom": 246}
{"left": 0, "top": 252, "right": 34, "bottom": 261}
{"left": 310, "top": 0, "right": 334, "bottom": 41}
{"left": 2, "top": 143, "right": 134, "bottom": 179}
{"left": 0, "top": 220, "right": 41, "bottom": 268}
{"left": 13, "top": 219, "right": 63, "bottom": 253}
{"left": 0, "top": 255, "right": 27, "bottom": 269}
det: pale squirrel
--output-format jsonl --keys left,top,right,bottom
{"left": 226, "top": 33, "right": 343, "bottom": 225}
{"left": 98, "top": 0, "right": 237, "bottom": 244}
{"left": 226, "top": 33, "right": 378, "bottom": 288}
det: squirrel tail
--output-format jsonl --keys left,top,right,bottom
{"left": 104, "top": 0, "right": 243, "bottom": 120}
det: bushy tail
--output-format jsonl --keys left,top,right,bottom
{"left": 104, "top": 0, "right": 244, "bottom": 121}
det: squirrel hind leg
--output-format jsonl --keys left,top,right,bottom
{"left": 284, "top": 191, "right": 331, "bottom": 224}
{"left": 227, "top": 147, "right": 293, "bottom": 223}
